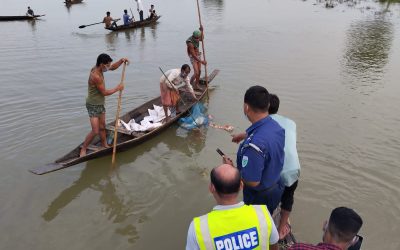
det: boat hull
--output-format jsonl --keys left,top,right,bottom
{"left": 105, "top": 16, "right": 161, "bottom": 31}
{"left": 0, "top": 15, "right": 44, "bottom": 21}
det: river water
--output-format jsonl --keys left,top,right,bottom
{"left": 0, "top": 0, "right": 399, "bottom": 249}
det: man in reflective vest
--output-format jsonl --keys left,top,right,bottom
{"left": 185, "top": 164, "right": 279, "bottom": 250}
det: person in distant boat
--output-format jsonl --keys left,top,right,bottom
{"left": 186, "top": 26, "right": 207, "bottom": 90}
{"left": 136, "top": 0, "right": 144, "bottom": 21}
{"left": 148, "top": 4, "right": 157, "bottom": 19}
{"left": 289, "top": 207, "right": 363, "bottom": 250}
{"left": 159, "top": 64, "right": 197, "bottom": 122}
{"left": 123, "top": 9, "right": 133, "bottom": 25}
{"left": 80, "top": 54, "right": 129, "bottom": 157}
{"left": 185, "top": 163, "right": 279, "bottom": 250}
{"left": 26, "top": 6, "right": 34, "bottom": 16}
{"left": 268, "top": 94, "right": 301, "bottom": 240}
{"left": 103, "top": 11, "right": 118, "bottom": 28}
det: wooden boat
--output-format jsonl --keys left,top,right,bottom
{"left": 105, "top": 15, "right": 161, "bottom": 31}
{"left": 64, "top": 0, "right": 83, "bottom": 5}
{"left": 30, "top": 70, "right": 219, "bottom": 175}
{"left": 0, "top": 15, "right": 45, "bottom": 21}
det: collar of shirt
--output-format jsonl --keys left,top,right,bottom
{"left": 315, "top": 243, "right": 342, "bottom": 250}
{"left": 245, "top": 115, "right": 271, "bottom": 135}
{"left": 212, "top": 201, "right": 244, "bottom": 211}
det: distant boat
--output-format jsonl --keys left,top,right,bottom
{"left": 64, "top": 0, "right": 83, "bottom": 5}
{"left": 0, "top": 15, "right": 45, "bottom": 21}
{"left": 105, "top": 16, "right": 161, "bottom": 31}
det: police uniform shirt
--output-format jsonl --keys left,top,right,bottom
{"left": 237, "top": 116, "right": 285, "bottom": 191}
{"left": 185, "top": 202, "right": 279, "bottom": 250}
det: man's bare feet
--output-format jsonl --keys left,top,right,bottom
{"left": 79, "top": 148, "right": 87, "bottom": 157}
{"left": 278, "top": 223, "right": 291, "bottom": 240}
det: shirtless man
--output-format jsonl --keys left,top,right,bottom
{"left": 80, "top": 54, "right": 129, "bottom": 157}
{"left": 103, "top": 11, "right": 118, "bottom": 28}
{"left": 186, "top": 25, "right": 207, "bottom": 90}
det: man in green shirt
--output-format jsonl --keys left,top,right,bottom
{"left": 80, "top": 53, "right": 129, "bottom": 157}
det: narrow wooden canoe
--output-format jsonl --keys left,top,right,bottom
{"left": 105, "top": 15, "right": 161, "bottom": 31}
{"left": 0, "top": 15, "right": 45, "bottom": 21}
{"left": 64, "top": 0, "right": 83, "bottom": 5}
{"left": 30, "top": 70, "right": 219, "bottom": 175}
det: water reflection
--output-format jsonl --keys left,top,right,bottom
{"left": 28, "top": 19, "right": 37, "bottom": 32}
{"left": 41, "top": 123, "right": 207, "bottom": 243}
{"left": 202, "top": 0, "right": 224, "bottom": 20}
{"left": 202, "top": 0, "right": 224, "bottom": 11}
{"left": 341, "top": 15, "right": 393, "bottom": 94}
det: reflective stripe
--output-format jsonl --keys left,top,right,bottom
{"left": 198, "top": 214, "right": 213, "bottom": 250}
{"left": 253, "top": 206, "right": 271, "bottom": 250}
{"left": 249, "top": 143, "right": 263, "bottom": 154}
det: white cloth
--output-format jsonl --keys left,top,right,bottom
{"left": 160, "top": 68, "right": 195, "bottom": 96}
{"left": 185, "top": 202, "right": 279, "bottom": 250}
{"left": 136, "top": 0, "right": 144, "bottom": 11}
{"left": 270, "top": 114, "right": 301, "bottom": 187}
{"left": 118, "top": 105, "right": 168, "bottom": 132}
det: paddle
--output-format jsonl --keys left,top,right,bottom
{"left": 158, "top": 67, "right": 200, "bottom": 127}
{"left": 79, "top": 21, "right": 103, "bottom": 29}
{"left": 111, "top": 62, "right": 128, "bottom": 165}
{"left": 195, "top": 0, "right": 209, "bottom": 92}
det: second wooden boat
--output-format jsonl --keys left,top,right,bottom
{"left": 0, "top": 15, "right": 45, "bottom": 21}
{"left": 105, "top": 16, "right": 161, "bottom": 31}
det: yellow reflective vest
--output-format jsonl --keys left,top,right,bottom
{"left": 194, "top": 204, "right": 272, "bottom": 250}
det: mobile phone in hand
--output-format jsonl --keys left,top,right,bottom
{"left": 216, "top": 148, "right": 225, "bottom": 156}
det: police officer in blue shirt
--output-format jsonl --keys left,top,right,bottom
{"left": 226, "top": 86, "right": 285, "bottom": 214}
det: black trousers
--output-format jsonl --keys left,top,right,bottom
{"left": 139, "top": 10, "right": 143, "bottom": 21}
{"left": 280, "top": 180, "right": 298, "bottom": 212}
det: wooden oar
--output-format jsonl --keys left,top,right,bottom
{"left": 195, "top": 0, "right": 209, "bottom": 91}
{"left": 111, "top": 62, "right": 127, "bottom": 165}
{"left": 79, "top": 21, "right": 103, "bottom": 29}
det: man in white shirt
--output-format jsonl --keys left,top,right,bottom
{"left": 186, "top": 164, "right": 279, "bottom": 250}
{"left": 269, "top": 94, "right": 301, "bottom": 240}
{"left": 135, "top": 0, "right": 144, "bottom": 21}
{"left": 160, "top": 64, "right": 197, "bottom": 122}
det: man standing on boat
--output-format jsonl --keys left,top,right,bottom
{"left": 26, "top": 7, "right": 34, "bottom": 16}
{"left": 136, "top": 0, "right": 144, "bottom": 21}
{"left": 80, "top": 54, "right": 129, "bottom": 157}
{"left": 186, "top": 163, "right": 279, "bottom": 250}
{"left": 159, "top": 64, "right": 197, "bottom": 122}
{"left": 226, "top": 86, "right": 285, "bottom": 215}
{"left": 186, "top": 26, "right": 207, "bottom": 90}
{"left": 103, "top": 11, "right": 118, "bottom": 28}
{"left": 268, "top": 94, "right": 301, "bottom": 240}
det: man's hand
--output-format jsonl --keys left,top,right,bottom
{"left": 199, "top": 25, "right": 203, "bottom": 31}
{"left": 121, "top": 58, "right": 130, "bottom": 64}
{"left": 117, "top": 83, "right": 124, "bottom": 91}
{"left": 231, "top": 132, "right": 246, "bottom": 143}
{"left": 201, "top": 60, "right": 207, "bottom": 65}
{"left": 222, "top": 155, "right": 234, "bottom": 166}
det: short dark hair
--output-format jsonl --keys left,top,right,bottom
{"left": 328, "top": 207, "right": 363, "bottom": 243}
{"left": 210, "top": 167, "right": 241, "bottom": 195}
{"left": 268, "top": 94, "right": 280, "bottom": 114}
{"left": 124, "top": 9, "right": 128, "bottom": 14}
{"left": 106, "top": 11, "right": 110, "bottom": 16}
{"left": 244, "top": 85, "right": 270, "bottom": 112}
{"left": 151, "top": 4, "right": 154, "bottom": 7}
{"left": 96, "top": 53, "right": 113, "bottom": 67}
{"left": 181, "top": 64, "right": 190, "bottom": 72}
